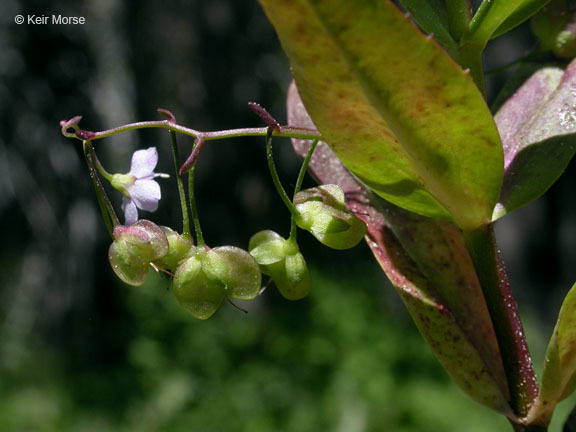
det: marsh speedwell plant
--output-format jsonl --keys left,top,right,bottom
{"left": 60, "top": 0, "right": 576, "bottom": 430}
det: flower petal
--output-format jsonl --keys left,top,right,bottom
{"left": 129, "top": 147, "right": 158, "bottom": 179}
{"left": 129, "top": 179, "right": 161, "bottom": 212}
{"left": 122, "top": 197, "right": 139, "bottom": 225}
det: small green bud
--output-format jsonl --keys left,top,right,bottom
{"left": 555, "top": 26, "right": 576, "bottom": 58}
{"left": 249, "top": 230, "right": 311, "bottom": 300}
{"left": 532, "top": 2, "right": 576, "bottom": 58}
{"left": 173, "top": 248, "right": 225, "bottom": 320}
{"left": 108, "top": 220, "right": 169, "bottom": 286}
{"left": 293, "top": 185, "right": 367, "bottom": 250}
{"left": 153, "top": 226, "right": 194, "bottom": 272}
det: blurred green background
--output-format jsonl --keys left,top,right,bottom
{"left": 2, "top": 0, "right": 576, "bottom": 430}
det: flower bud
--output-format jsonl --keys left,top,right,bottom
{"left": 249, "top": 230, "right": 311, "bottom": 300}
{"left": 108, "top": 220, "right": 169, "bottom": 286}
{"left": 153, "top": 226, "right": 194, "bottom": 272}
{"left": 293, "top": 185, "right": 367, "bottom": 250}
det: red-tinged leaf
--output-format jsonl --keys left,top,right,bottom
{"left": 287, "top": 82, "right": 512, "bottom": 415}
{"left": 494, "top": 63, "right": 576, "bottom": 219}
{"left": 260, "top": 0, "right": 503, "bottom": 231}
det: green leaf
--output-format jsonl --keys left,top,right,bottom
{"left": 463, "top": 0, "right": 536, "bottom": 47}
{"left": 491, "top": 0, "right": 552, "bottom": 39}
{"left": 287, "top": 83, "right": 512, "bottom": 414}
{"left": 493, "top": 62, "right": 576, "bottom": 220}
{"left": 526, "top": 282, "right": 576, "bottom": 426}
{"left": 259, "top": 0, "right": 503, "bottom": 231}
{"left": 396, "top": 0, "right": 456, "bottom": 48}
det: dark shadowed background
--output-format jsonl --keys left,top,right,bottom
{"left": 2, "top": 1, "right": 576, "bottom": 431}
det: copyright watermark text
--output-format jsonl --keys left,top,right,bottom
{"left": 15, "top": 14, "right": 86, "bottom": 25}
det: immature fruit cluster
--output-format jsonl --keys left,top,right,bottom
{"left": 108, "top": 220, "right": 262, "bottom": 320}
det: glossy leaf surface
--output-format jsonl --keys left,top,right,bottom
{"left": 494, "top": 62, "right": 576, "bottom": 219}
{"left": 464, "top": 0, "right": 540, "bottom": 46}
{"left": 259, "top": 0, "right": 503, "bottom": 231}
{"left": 491, "top": 0, "right": 552, "bottom": 39}
{"left": 287, "top": 82, "right": 513, "bottom": 414}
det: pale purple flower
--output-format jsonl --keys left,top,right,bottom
{"left": 111, "top": 147, "right": 168, "bottom": 225}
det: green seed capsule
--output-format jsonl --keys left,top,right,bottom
{"left": 249, "top": 230, "right": 311, "bottom": 300}
{"left": 293, "top": 185, "right": 366, "bottom": 250}
{"left": 205, "top": 246, "right": 262, "bottom": 300}
{"left": 172, "top": 245, "right": 262, "bottom": 319}
{"left": 108, "top": 220, "right": 169, "bottom": 286}
{"left": 172, "top": 247, "right": 225, "bottom": 320}
{"left": 108, "top": 239, "right": 149, "bottom": 286}
{"left": 153, "top": 226, "right": 194, "bottom": 273}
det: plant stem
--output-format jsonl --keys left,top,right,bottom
{"left": 455, "top": 42, "right": 486, "bottom": 95}
{"left": 65, "top": 119, "right": 321, "bottom": 143}
{"left": 293, "top": 140, "right": 319, "bottom": 198}
{"left": 83, "top": 141, "right": 119, "bottom": 237}
{"left": 464, "top": 224, "right": 538, "bottom": 418}
{"left": 446, "top": 0, "right": 472, "bottom": 41}
{"left": 289, "top": 139, "right": 319, "bottom": 241}
{"left": 187, "top": 143, "right": 204, "bottom": 247}
{"left": 169, "top": 130, "right": 191, "bottom": 237}
{"left": 265, "top": 128, "right": 300, "bottom": 221}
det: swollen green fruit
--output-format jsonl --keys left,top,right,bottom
{"left": 173, "top": 245, "right": 262, "bottom": 319}
{"left": 108, "top": 220, "right": 169, "bottom": 286}
{"left": 293, "top": 185, "right": 366, "bottom": 250}
{"left": 153, "top": 226, "right": 194, "bottom": 272}
{"left": 173, "top": 247, "right": 224, "bottom": 320}
{"left": 249, "top": 230, "right": 311, "bottom": 300}
{"left": 204, "top": 246, "right": 262, "bottom": 300}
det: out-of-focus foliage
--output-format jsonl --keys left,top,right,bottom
{"left": 0, "top": 261, "right": 511, "bottom": 432}
{"left": 2, "top": 0, "right": 576, "bottom": 431}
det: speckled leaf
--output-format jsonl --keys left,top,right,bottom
{"left": 396, "top": 0, "right": 455, "bottom": 48}
{"left": 259, "top": 0, "right": 503, "bottom": 231}
{"left": 527, "top": 282, "right": 576, "bottom": 426}
{"left": 494, "top": 62, "right": 576, "bottom": 220}
{"left": 287, "top": 82, "right": 512, "bottom": 414}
